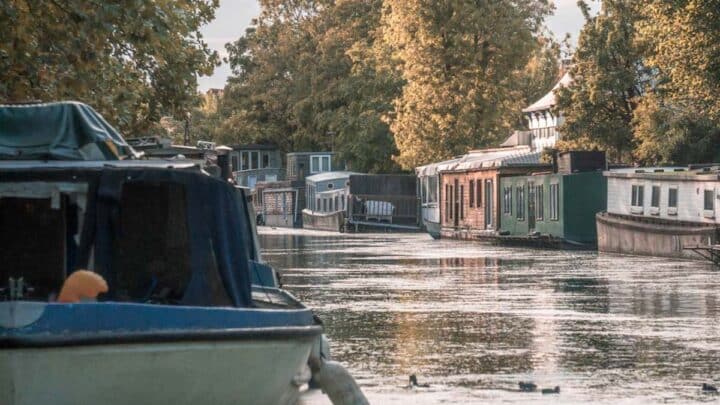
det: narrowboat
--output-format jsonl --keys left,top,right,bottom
{"left": 0, "top": 102, "right": 362, "bottom": 405}
{"left": 303, "top": 171, "right": 358, "bottom": 232}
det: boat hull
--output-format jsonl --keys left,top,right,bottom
{"left": 1, "top": 334, "right": 316, "bottom": 405}
{"left": 423, "top": 220, "right": 441, "bottom": 239}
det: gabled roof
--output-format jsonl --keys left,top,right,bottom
{"left": 442, "top": 146, "right": 543, "bottom": 172}
{"left": 522, "top": 72, "right": 573, "bottom": 113}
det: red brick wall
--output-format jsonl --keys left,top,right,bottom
{"left": 440, "top": 170, "right": 499, "bottom": 231}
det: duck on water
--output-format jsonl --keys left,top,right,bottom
{"left": 0, "top": 101, "right": 366, "bottom": 405}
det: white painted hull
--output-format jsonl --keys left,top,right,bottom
{"left": 1, "top": 337, "right": 314, "bottom": 405}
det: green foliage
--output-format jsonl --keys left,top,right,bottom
{"left": 380, "top": 0, "right": 554, "bottom": 169}
{"left": 218, "top": 0, "right": 402, "bottom": 173}
{"left": 0, "top": 0, "right": 220, "bottom": 135}
{"left": 555, "top": 0, "right": 645, "bottom": 163}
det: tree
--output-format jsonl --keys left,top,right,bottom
{"left": 0, "top": 0, "right": 220, "bottom": 135}
{"left": 379, "top": 0, "right": 553, "bottom": 169}
{"left": 220, "top": 0, "right": 403, "bottom": 172}
{"left": 554, "top": 0, "right": 646, "bottom": 163}
{"left": 631, "top": 0, "right": 720, "bottom": 164}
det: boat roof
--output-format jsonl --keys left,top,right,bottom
{"left": 606, "top": 165, "right": 720, "bottom": 180}
{"left": 522, "top": 72, "right": 573, "bottom": 113}
{"left": 0, "top": 159, "right": 201, "bottom": 171}
{"left": 306, "top": 170, "right": 359, "bottom": 183}
{"left": 0, "top": 101, "right": 137, "bottom": 160}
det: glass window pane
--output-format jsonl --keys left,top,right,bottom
{"left": 262, "top": 153, "right": 270, "bottom": 168}
{"left": 668, "top": 188, "right": 678, "bottom": 208}
{"left": 241, "top": 152, "right": 249, "bottom": 171}
{"left": 322, "top": 156, "right": 330, "bottom": 172}
{"left": 705, "top": 190, "right": 715, "bottom": 211}
{"left": 651, "top": 186, "right": 660, "bottom": 208}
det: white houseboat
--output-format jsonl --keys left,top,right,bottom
{"left": 597, "top": 166, "right": 720, "bottom": 259}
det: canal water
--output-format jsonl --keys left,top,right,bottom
{"left": 258, "top": 228, "right": 720, "bottom": 404}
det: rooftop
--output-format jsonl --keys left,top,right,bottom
{"left": 305, "top": 171, "right": 360, "bottom": 183}
{"left": 522, "top": 71, "right": 572, "bottom": 113}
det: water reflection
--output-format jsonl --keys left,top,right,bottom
{"left": 259, "top": 228, "right": 720, "bottom": 403}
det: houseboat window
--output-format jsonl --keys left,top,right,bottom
{"left": 469, "top": 180, "right": 475, "bottom": 208}
{"left": 251, "top": 151, "right": 259, "bottom": 170}
{"left": 550, "top": 183, "right": 559, "bottom": 220}
{"left": 536, "top": 185, "right": 544, "bottom": 221}
{"left": 231, "top": 155, "right": 239, "bottom": 172}
{"left": 445, "top": 184, "right": 450, "bottom": 221}
{"left": 316, "top": 198, "right": 321, "bottom": 212}
{"left": 262, "top": 153, "right": 270, "bottom": 168}
{"left": 631, "top": 185, "right": 644, "bottom": 207}
{"left": 323, "top": 198, "right": 328, "bottom": 212}
{"left": 503, "top": 186, "right": 512, "bottom": 215}
{"left": 668, "top": 188, "right": 678, "bottom": 208}
{"left": 449, "top": 185, "right": 454, "bottom": 219}
{"left": 704, "top": 189, "right": 715, "bottom": 211}
{"left": 476, "top": 180, "right": 482, "bottom": 207}
{"left": 651, "top": 186, "right": 661, "bottom": 208}
{"left": 429, "top": 176, "right": 438, "bottom": 203}
{"left": 460, "top": 185, "right": 465, "bottom": 219}
{"left": 310, "top": 155, "right": 331, "bottom": 173}
{"left": 241, "top": 152, "right": 249, "bottom": 171}
{"left": 516, "top": 186, "right": 525, "bottom": 220}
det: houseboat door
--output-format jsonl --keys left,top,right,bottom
{"left": 527, "top": 182, "right": 536, "bottom": 232}
{"left": 484, "top": 179, "right": 493, "bottom": 229}
{"left": 454, "top": 179, "right": 460, "bottom": 228}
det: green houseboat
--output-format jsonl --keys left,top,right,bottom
{"left": 499, "top": 151, "right": 607, "bottom": 248}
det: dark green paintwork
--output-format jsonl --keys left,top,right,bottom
{"left": 499, "top": 171, "right": 607, "bottom": 243}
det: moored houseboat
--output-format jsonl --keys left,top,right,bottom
{"left": 499, "top": 151, "right": 607, "bottom": 248}
{"left": 597, "top": 165, "right": 720, "bottom": 259}
{"left": 0, "top": 101, "right": 364, "bottom": 405}
{"left": 416, "top": 157, "right": 459, "bottom": 238}
{"left": 438, "top": 146, "right": 550, "bottom": 240}
{"left": 302, "top": 171, "right": 358, "bottom": 231}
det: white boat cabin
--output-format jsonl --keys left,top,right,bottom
{"left": 605, "top": 166, "right": 720, "bottom": 225}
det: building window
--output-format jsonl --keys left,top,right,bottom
{"left": 316, "top": 198, "right": 321, "bottom": 212}
{"left": 262, "top": 153, "right": 270, "bottom": 168}
{"left": 631, "top": 185, "right": 644, "bottom": 207}
{"left": 651, "top": 186, "right": 661, "bottom": 208}
{"left": 310, "top": 155, "right": 331, "bottom": 173}
{"left": 251, "top": 151, "right": 259, "bottom": 169}
{"left": 550, "top": 183, "right": 559, "bottom": 220}
{"left": 516, "top": 186, "right": 525, "bottom": 220}
{"left": 705, "top": 189, "right": 715, "bottom": 211}
{"left": 536, "top": 185, "right": 544, "bottom": 221}
{"left": 668, "top": 188, "right": 678, "bottom": 210}
{"left": 323, "top": 198, "right": 328, "bottom": 212}
{"left": 503, "top": 186, "right": 512, "bottom": 215}
{"left": 460, "top": 185, "right": 465, "bottom": 219}
{"left": 231, "top": 155, "right": 239, "bottom": 172}
{"left": 469, "top": 180, "right": 475, "bottom": 208}
{"left": 428, "top": 176, "right": 438, "bottom": 204}
{"left": 445, "top": 184, "right": 450, "bottom": 221}
{"left": 241, "top": 151, "right": 249, "bottom": 171}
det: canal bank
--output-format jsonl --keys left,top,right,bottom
{"left": 258, "top": 227, "right": 720, "bottom": 404}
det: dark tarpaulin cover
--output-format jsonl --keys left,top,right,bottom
{"left": 0, "top": 101, "right": 135, "bottom": 160}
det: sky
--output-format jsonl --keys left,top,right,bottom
{"left": 198, "top": 0, "right": 597, "bottom": 91}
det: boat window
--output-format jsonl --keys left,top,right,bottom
{"left": 231, "top": 155, "right": 239, "bottom": 172}
{"left": 631, "top": 185, "right": 644, "bottom": 207}
{"left": 251, "top": 151, "right": 259, "bottom": 170}
{"left": 651, "top": 186, "right": 661, "bottom": 208}
{"left": 503, "top": 186, "right": 512, "bottom": 215}
{"left": 241, "top": 151, "right": 249, "bottom": 171}
{"left": 516, "top": 185, "right": 525, "bottom": 220}
{"left": 469, "top": 180, "right": 475, "bottom": 208}
{"left": 536, "top": 185, "right": 544, "bottom": 221}
{"left": 113, "top": 182, "right": 193, "bottom": 304}
{"left": 476, "top": 179, "right": 482, "bottom": 208}
{"left": 310, "top": 155, "right": 331, "bottom": 173}
{"left": 705, "top": 189, "right": 715, "bottom": 211}
{"left": 668, "top": 188, "right": 678, "bottom": 208}
{"left": 0, "top": 197, "right": 69, "bottom": 300}
{"left": 460, "top": 185, "right": 465, "bottom": 219}
{"left": 262, "top": 153, "right": 270, "bottom": 168}
{"left": 550, "top": 183, "right": 559, "bottom": 220}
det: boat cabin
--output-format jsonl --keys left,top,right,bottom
{"left": 303, "top": 171, "right": 357, "bottom": 231}
{"left": 230, "top": 144, "right": 283, "bottom": 189}
{"left": 499, "top": 151, "right": 607, "bottom": 246}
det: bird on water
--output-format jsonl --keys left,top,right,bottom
{"left": 408, "top": 374, "right": 430, "bottom": 388}
{"left": 518, "top": 382, "right": 537, "bottom": 392}
{"left": 542, "top": 386, "right": 560, "bottom": 394}
{"left": 703, "top": 383, "right": 718, "bottom": 393}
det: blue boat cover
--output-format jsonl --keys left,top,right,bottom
{"left": 0, "top": 101, "right": 135, "bottom": 160}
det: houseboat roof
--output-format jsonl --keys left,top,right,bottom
{"left": 437, "top": 146, "right": 544, "bottom": 173}
{"left": 0, "top": 101, "right": 137, "bottom": 160}
{"left": 522, "top": 71, "right": 572, "bottom": 113}
{"left": 416, "top": 157, "right": 463, "bottom": 177}
{"left": 306, "top": 171, "right": 359, "bottom": 183}
{"left": 605, "top": 165, "right": 720, "bottom": 180}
